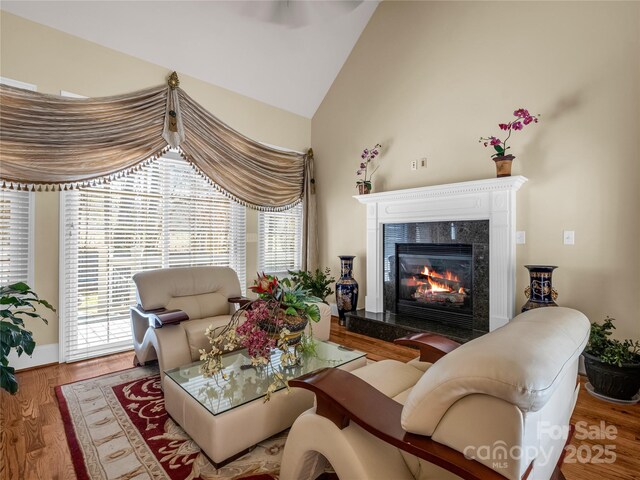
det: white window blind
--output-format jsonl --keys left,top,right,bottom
{"left": 258, "top": 204, "right": 303, "bottom": 275}
{"left": 0, "top": 190, "right": 33, "bottom": 286}
{"left": 0, "top": 77, "right": 35, "bottom": 287}
{"left": 61, "top": 152, "right": 246, "bottom": 362}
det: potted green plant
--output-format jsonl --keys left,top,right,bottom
{"left": 583, "top": 316, "right": 640, "bottom": 401}
{"left": 288, "top": 267, "right": 336, "bottom": 303}
{"left": 1, "top": 282, "right": 55, "bottom": 395}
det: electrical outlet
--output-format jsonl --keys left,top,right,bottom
{"left": 410, "top": 160, "right": 418, "bottom": 171}
{"left": 420, "top": 157, "right": 427, "bottom": 168}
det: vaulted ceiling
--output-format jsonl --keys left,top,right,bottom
{"left": 1, "top": 1, "right": 379, "bottom": 118}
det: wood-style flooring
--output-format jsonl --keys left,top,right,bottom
{"left": 1, "top": 318, "right": 638, "bottom": 480}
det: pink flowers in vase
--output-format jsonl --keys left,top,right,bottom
{"left": 356, "top": 143, "right": 381, "bottom": 194}
{"left": 480, "top": 109, "right": 540, "bottom": 160}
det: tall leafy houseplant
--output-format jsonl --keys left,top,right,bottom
{"left": 1, "top": 282, "right": 55, "bottom": 394}
{"left": 288, "top": 268, "right": 336, "bottom": 303}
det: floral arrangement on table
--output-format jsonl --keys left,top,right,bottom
{"left": 356, "top": 143, "right": 382, "bottom": 194}
{"left": 479, "top": 109, "right": 540, "bottom": 172}
{"left": 199, "top": 273, "right": 322, "bottom": 400}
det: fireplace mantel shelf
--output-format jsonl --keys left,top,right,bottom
{"left": 353, "top": 176, "right": 528, "bottom": 204}
{"left": 353, "top": 176, "right": 528, "bottom": 332}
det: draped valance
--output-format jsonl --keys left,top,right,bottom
{"left": 0, "top": 74, "right": 311, "bottom": 211}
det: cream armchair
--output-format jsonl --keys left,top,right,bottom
{"left": 281, "top": 307, "right": 590, "bottom": 480}
{"left": 130, "top": 266, "right": 332, "bottom": 380}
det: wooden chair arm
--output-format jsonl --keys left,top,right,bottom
{"left": 394, "top": 332, "right": 461, "bottom": 363}
{"left": 130, "top": 305, "right": 189, "bottom": 328}
{"left": 228, "top": 296, "right": 252, "bottom": 308}
{"left": 289, "top": 368, "right": 507, "bottom": 480}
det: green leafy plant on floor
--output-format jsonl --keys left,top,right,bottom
{"left": 585, "top": 316, "right": 640, "bottom": 367}
{"left": 1, "top": 282, "right": 55, "bottom": 394}
{"left": 288, "top": 267, "right": 336, "bottom": 303}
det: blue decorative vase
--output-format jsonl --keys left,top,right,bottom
{"left": 521, "top": 265, "right": 559, "bottom": 312}
{"left": 336, "top": 256, "right": 359, "bottom": 326}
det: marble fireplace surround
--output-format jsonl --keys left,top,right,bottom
{"left": 354, "top": 176, "right": 528, "bottom": 332}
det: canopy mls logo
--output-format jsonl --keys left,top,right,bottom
{"left": 463, "top": 421, "right": 618, "bottom": 468}
{"left": 463, "top": 441, "right": 552, "bottom": 470}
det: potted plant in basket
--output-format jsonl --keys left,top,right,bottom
{"left": 480, "top": 108, "right": 540, "bottom": 177}
{"left": 199, "top": 273, "right": 322, "bottom": 400}
{"left": 583, "top": 316, "right": 640, "bottom": 401}
{"left": 356, "top": 143, "right": 382, "bottom": 194}
{"left": 288, "top": 267, "right": 335, "bottom": 304}
{"left": 1, "top": 282, "right": 55, "bottom": 394}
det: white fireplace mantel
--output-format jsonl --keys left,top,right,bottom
{"left": 354, "top": 176, "right": 528, "bottom": 331}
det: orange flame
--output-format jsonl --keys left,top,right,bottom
{"left": 420, "top": 266, "right": 459, "bottom": 282}
{"left": 428, "top": 278, "right": 451, "bottom": 292}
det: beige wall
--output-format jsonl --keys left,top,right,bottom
{"left": 0, "top": 11, "right": 311, "bottom": 349}
{"left": 313, "top": 1, "right": 640, "bottom": 340}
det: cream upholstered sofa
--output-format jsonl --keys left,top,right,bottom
{"left": 280, "top": 307, "right": 590, "bottom": 480}
{"left": 130, "top": 266, "right": 332, "bottom": 380}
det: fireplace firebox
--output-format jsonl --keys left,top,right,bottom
{"left": 396, "top": 243, "right": 473, "bottom": 329}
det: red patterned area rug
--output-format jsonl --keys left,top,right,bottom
{"left": 56, "top": 366, "right": 284, "bottom": 480}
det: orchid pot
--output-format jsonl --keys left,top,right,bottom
{"left": 357, "top": 182, "right": 371, "bottom": 195}
{"left": 494, "top": 155, "right": 515, "bottom": 178}
{"left": 481, "top": 108, "right": 540, "bottom": 178}
{"left": 355, "top": 144, "right": 381, "bottom": 194}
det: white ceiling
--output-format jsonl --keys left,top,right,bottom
{"left": 1, "top": 1, "right": 379, "bottom": 118}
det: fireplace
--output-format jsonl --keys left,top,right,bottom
{"left": 396, "top": 243, "right": 473, "bottom": 329}
{"left": 350, "top": 177, "right": 527, "bottom": 342}
{"left": 382, "top": 221, "right": 489, "bottom": 336}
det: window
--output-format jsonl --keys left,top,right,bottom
{"left": 61, "top": 152, "right": 246, "bottom": 362}
{"left": 258, "top": 204, "right": 303, "bottom": 275}
{"left": 0, "top": 77, "right": 35, "bottom": 287}
{"left": 0, "top": 189, "right": 34, "bottom": 286}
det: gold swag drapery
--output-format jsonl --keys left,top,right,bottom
{"left": 0, "top": 79, "right": 311, "bottom": 212}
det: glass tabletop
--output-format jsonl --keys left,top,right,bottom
{"left": 164, "top": 340, "right": 366, "bottom": 416}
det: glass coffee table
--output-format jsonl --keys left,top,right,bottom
{"left": 163, "top": 340, "right": 366, "bottom": 466}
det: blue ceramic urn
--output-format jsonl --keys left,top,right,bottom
{"left": 336, "top": 255, "right": 358, "bottom": 326}
{"left": 521, "top": 265, "right": 559, "bottom": 312}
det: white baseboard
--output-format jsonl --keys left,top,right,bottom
{"left": 329, "top": 303, "right": 338, "bottom": 317}
{"left": 7, "top": 342, "right": 59, "bottom": 371}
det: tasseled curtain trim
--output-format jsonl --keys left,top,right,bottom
{"left": 0, "top": 81, "right": 311, "bottom": 211}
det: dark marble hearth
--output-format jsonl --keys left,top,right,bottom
{"left": 345, "top": 309, "right": 486, "bottom": 344}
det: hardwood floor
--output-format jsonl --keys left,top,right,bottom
{"left": 1, "top": 318, "right": 638, "bottom": 480}
{"left": 1, "top": 352, "right": 135, "bottom": 480}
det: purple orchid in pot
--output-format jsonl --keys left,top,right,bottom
{"left": 356, "top": 143, "right": 381, "bottom": 194}
{"left": 480, "top": 109, "right": 540, "bottom": 177}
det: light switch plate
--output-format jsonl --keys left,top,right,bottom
{"left": 563, "top": 230, "right": 575, "bottom": 245}
{"left": 516, "top": 231, "right": 526, "bottom": 244}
